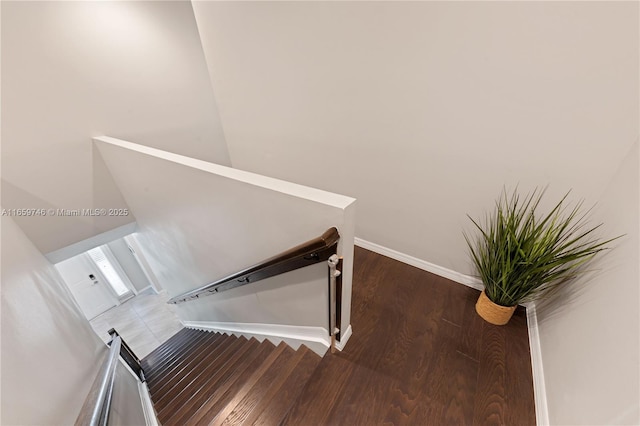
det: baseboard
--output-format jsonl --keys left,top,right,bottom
{"left": 525, "top": 303, "right": 549, "bottom": 426}
{"left": 335, "top": 324, "right": 352, "bottom": 351}
{"left": 184, "top": 321, "right": 336, "bottom": 356}
{"left": 136, "top": 285, "right": 156, "bottom": 295}
{"left": 354, "top": 238, "right": 483, "bottom": 290}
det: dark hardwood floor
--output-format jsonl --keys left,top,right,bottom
{"left": 143, "top": 246, "right": 535, "bottom": 425}
{"left": 282, "top": 246, "right": 536, "bottom": 425}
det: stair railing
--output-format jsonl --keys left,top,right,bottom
{"left": 327, "top": 254, "right": 343, "bottom": 351}
{"left": 107, "top": 329, "right": 145, "bottom": 382}
{"left": 167, "top": 227, "right": 343, "bottom": 349}
{"left": 167, "top": 227, "right": 340, "bottom": 304}
{"left": 75, "top": 329, "right": 143, "bottom": 426}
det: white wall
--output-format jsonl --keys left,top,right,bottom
{"left": 55, "top": 251, "right": 119, "bottom": 320}
{"left": 536, "top": 142, "right": 640, "bottom": 425}
{"left": 0, "top": 215, "right": 145, "bottom": 425}
{"left": 108, "top": 238, "right": 153, "bottom": 293}
{"left": 192, "top": 1, "right": 638, "bottom": 275}
{"left": 95, "top": 136, "right": 356, "bottom": 342}
{"left": 1, "top": 1, "right": 230, "bottom": 255}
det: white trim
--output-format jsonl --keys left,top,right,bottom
{"left": 184, "top": 321, "right": 333, "bottom": 356}
{"left": 525, "top": 302, "right": 549, "bottom": 426}
{"left": 354, "top": 237, "right": 483, "bottom": 290}
{"left": 124, "top": 235, "right": 162, "bottom": 293}
{"left": 96, "top": 244, "right": 138, "bottom": 298}
{"left": 136, "top": 285, "right": 157, "bottom": 295}
{"left": 94, "top": 136, "right": 356, "bottom": 210}
{"left": 335, "top": 324, "right": 352, "bottom": 351}
{"left": 138, "top": 381, "right": 160, "bottom": 426}
{"left": 45, "top": 222, "right": 137, "bottom": 264}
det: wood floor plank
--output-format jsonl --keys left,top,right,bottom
{"left": 325, "top": 363, "right": 398, "bottom": 426}
{"left": 473, "top": 321, "right": 507, "bottom": 424}
{"left": 427, "top": 343, "right": 479, "bottom": 424}
{"left": 219, "top": 345, "right": 299, "bottom": 425}
{"left": 206, "top": 342, "right": 288, "bottom": 426}
{"left": 505, "top": 307, "right": 536, "bottom": 426}
{"left": 458, "top": 289, "right": 484, "bottom": 362}
{"left": 280, "top": 353, "right": 357, "bottom": 426}
{"left": 146, "top": 247, "right": 534, "bottom": 425}
{"left": 250, "top": 347, "right": 321, "bottom": 426}
{"left": 382, "top": 288, "right": 447, "bottom": 424}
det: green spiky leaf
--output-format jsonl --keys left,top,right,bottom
{"left": 463, "top": 187, "right": 621, "bottom": 307}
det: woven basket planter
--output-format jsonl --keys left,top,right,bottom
{"left": 475, "top": 290, "right": 516, "bottom": 325}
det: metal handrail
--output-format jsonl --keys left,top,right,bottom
{"left": 168, "top": 227, "right": 340, "bottom": 304}
{"left": 108, "top": 329, "right": 145, "bottom": 382}
{"left": 75, "top": 335, "right": 122, "bottom": 426}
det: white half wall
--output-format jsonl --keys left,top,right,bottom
{"left": 536, "top": 141, "right": 640, "bottom": 425}
{"left": 94, "top": 136, "right": 356, "bottom": 345}
{"left": 0, "top": 215, "right": 145, "bottom": 425}
{"left": 1, "top": 0, "right": 229, "bottom": 255}
{"left": 192, "top": 1, "right": 638, "bottom": 277}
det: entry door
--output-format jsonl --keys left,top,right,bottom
{"left": 55, "top": 254, "right": 118, "bottom": 320}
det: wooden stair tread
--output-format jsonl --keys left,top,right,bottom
{"left": 142, "top": 328, "right": 197, "bottom": 369}
{"left": 152, "top": 338, "right": 242, "bottom": 412}
{"left": 154, "top": 335, "right": 249, "bottom": 414}
{"left": 147, "top": 332, "right": 223, "bottom": 391}
{"left": 147, "top": 331, "right": 221, "bottom": 385}
{"left": 144, "top": 329, "right": 323, "bottom": 426}
{"left": 162, "top": 338, "right": 278, "bottom": 426}
{"left": 160, "top": 337, "right": 262, "bottom": 425}
{"left": 182, "top": 340, "right": 281, "bottom": 426}
{"left": 146, "top": 330, "right": 214, "bottom": 382}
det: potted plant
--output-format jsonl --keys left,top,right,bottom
{"left": 464, "top": 187, "right": 618, "bottom": 325}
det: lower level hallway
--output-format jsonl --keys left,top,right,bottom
{"left": 141, "top": 247, "right": 536, "bottom": 425}
{"left": 90, "top": 288, "right": 183, "bottom": 358}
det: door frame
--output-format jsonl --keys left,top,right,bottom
{"left": 85, "top": 245, "right": 137, "bottom": 303}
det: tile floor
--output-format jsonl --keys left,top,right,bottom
{"left": 90, "top": 288, "right": 184, "bottom": 359}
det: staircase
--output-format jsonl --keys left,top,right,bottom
{"left": 141, "top": 328, "right": 322, "bottom": 425}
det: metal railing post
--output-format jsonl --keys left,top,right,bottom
{"left": 328, "top": 254, "right": 341, "bottom": 353}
